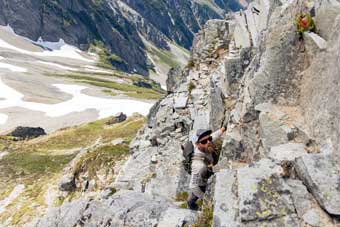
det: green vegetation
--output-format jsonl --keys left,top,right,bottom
{"left": 48, "top": 73, "right": 165, "bottom": 100}
{"left": 175, "top": 191, "right": 189, "bottom": 201}
{"left": 147, "top": 45, "right": 180, "bottom": 68}
{"left": 193, "top": 201, "right": 214, "bottom": 227}
{"left": 187, "top": 59, "right": 195, "bottom": 69}
{"left": 188, "top": 81, "right": 196, "bottom": 95}
{"left": 89, "top": 40, "right": 124, "bottom": 69}
{"left": 74, "top": 144, "right": 129, "bottom": 178}
{"left": 295, "top": 13, "right": 315, "bottom": 34}
{"left": 179, "top": 202, "right": 188, "bottom": 209}
{"left": 0, "top": 115, "right": 146, "bottom": 226}
{"left": 25, "top": 116, "right": 145, "bottom": 152}
{"left": 0, "top": 153, "right": 74, "bottom": 175}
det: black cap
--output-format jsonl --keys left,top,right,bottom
{"left": 193, "top": 129, "right": 212, "bottom": 143}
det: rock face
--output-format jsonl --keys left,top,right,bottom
{"left": 0, "top": 0, "right": 244, "bottom": 75}
{"left": 295, "top": 154, "right": 340, "bottom": 216}
{"left": 34, "top": 191, "right": 189, "bottom": 227}
{"left": 8, "top": 126, "right": 46, "bottom": 139}
{"left": 34, "top": 0, "right": 340, "bottom": 226}
{"left": 166, "top": 67, "right": 186, "bottom": 93}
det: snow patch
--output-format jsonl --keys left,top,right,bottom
{"left": 0, "top": 35, "right": 93, "bottom": 62}
{"left": 37, "top": 61, "right": 78, "bottom": 71}
{"left": 0, "top": 77, "right": 153, "bottom": 122}
{"left": 0, "top": 62, "right": 27, "bottom": 72}
{"left": 0, "top": 184, "right": 25, "bottom": 214}
{"left": 0, "top": 113, "right": 8, "bottom": 125}
{"left": 84, "top": 65, "right": 113, "bottom": 74}
{"left": 0, "top": 151, "right": 9, "bottom": 160}
{"left": 168, "top": 12, "right": 175, "bottom": 25}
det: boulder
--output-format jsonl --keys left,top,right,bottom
{"left": 302, "top": 209, "right": 320, "bottom": 227}
{"left": 166, "top": 67, "right": 185, "bottom": 93}
{"left": 8, "top": 126, "right": 46, "bottom": 139}
{"left": 237, "top": 159, "right": 296, "bottom": 222}
{"left": 157, "top": 208, "right": 197, "bottom": 227}
{"left": 295, "top": 154, "right": 340, "bottom": 216}
{"left": 220, "top": 128, "right": 244, "bottom": 161}
{"left": 114, "top": 112, "right": 127, "bottom": 123}
{"left": 105, "top": 112, "right": 127, "bottom": 125}
{"left": 212, "top": 169, "right": 239, "bottom": 227}
{"left": 259, "top": 112, "right": 293, "bottom": 151}
{"left": 304, "top": 32, "right": 327, "bottom": 50}
{"left": 111, "top": 138, "right": 125, "bottom": 145}
{"left": 59, "top": 173, "right": 76, "bottom": 192}
{"left": 268, "top": 143, "right": 306, "bottom": 163}
{"left": 286, "top": 179, "right": 313, "bottom": 218}
{"left": 208, "top": 84, "right": 225, "bottom": 131}
{"left": 174, "top": 92, "right": 189, "bottom": 109}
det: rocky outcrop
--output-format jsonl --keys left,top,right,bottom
{"left": 8, "top": 126, "right": 46, "bottom": 139}
{"left": 166, "top": 66, "right": 186, "bottom": 93}
{"left": 34, "top": 191, "right": 197, "bottom": 227}
{"left": 34, "top": 0, "right": 340, "bottom": 226}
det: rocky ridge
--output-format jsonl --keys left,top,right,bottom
{"left": 34, "top": 0, "right": 340, "bottom": 226}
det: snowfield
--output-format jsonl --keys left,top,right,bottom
{"left": 0, "top": 78, "right": 153, "bottom": 125}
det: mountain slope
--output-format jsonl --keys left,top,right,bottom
{"left": 0, "top": 0, "right": 245, "bottom": 75}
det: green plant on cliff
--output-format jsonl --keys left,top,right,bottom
{"left": 193, "top": 201, "right": 214, "bottom": 227}
{"left": 295, "top": 13, "right": 315, "bottom": 34}
{"left": 188, "top": 81, "right": 196, "bottom": 95}
{"left": 89, "top": 40, "right": 124, "bottom": 69}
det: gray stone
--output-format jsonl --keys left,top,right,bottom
{"left": 224, "top": 56, "right": 243, "bottom": 94}
{"left": 255, "top": 103, "right": 287, "bottom": 119}
{"left": 111, "top": 138, "right": 125, "bottom": 145}
{"left": 237, "top": 159, "right": 296, "bottom": 222}
{"left": 303, "top": 209, "right": 320, "bottom": 227}
{"left": 174, "top": 93, "right": 189, "bottom": 109}
{"left": 208, "top": 84, "right": 225, "bottom": 131}
{"left": 191, "top": 109, "right": 209, "bottom": 134}
{"left": 147, "top": 98, "right": 163, "bottom": 128}
{"left": 34, "top": 191, "right": 173, "bottom": 227}
{"left": 259, "top": 112, "right": 291, "bottom": 151}
{"left": 166, "top": 67, "right": 185, "bottom": 93}
{"left": 246, "top": 1, "right": 303, "bottom": 106}
{"left": 320, "top": 139, "right": 334, "bottom": 155}
{"left": 213, "top": 169, "right": 239, "bottom": 227}
{"left": 59, "top": 173, "right": 76, "bottom": 192}
{"left": 286, "top": 179, "right": 312, "bottom": 218}
{"left": 158, "top": 208, "right": 197, "bottom": 227}
{"left": 295, "top": 154, "right": 340, "bottom": 216}
{"left": 191, "top": 20, "right": 229, "bottom": 64}
{"left": 299, "top": 7, "right": 340, "bottom": 162}
{"left": 220, "top": 128, "right": 244, "bottom": 161}
{"left": 268, "top": 143, "right": 306, "bottom": 162}
{"left": 240, "top": 214, "right": 300, "bottom": 227}
{"left": 114, "top": 112, "right": 127, "bottom": 123}
{"left": 304, "top": 32, "right": 327, "bottom": 50}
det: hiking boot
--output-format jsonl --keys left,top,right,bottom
{"left": 187, "top": 200, "right": 199, "bottom": 211}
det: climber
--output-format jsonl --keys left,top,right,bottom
{"left": 187, "top": 127, "right": 226, "bottom": 210}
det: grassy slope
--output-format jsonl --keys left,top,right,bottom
{"left": 48, "top": 71, "right": 166, "bottom": 100}
{"left": 0, "top": 115, "right": 145, "bottom": 226}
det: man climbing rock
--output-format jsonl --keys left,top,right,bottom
{"left": 187, "top": 127, "right": 225, "bottom": 210}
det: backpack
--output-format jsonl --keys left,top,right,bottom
{"left": 181, "top": 141, "right": 194, "bottom": 174}
{"left": 181, "top": 140, "right": 221, "bottom": 174}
